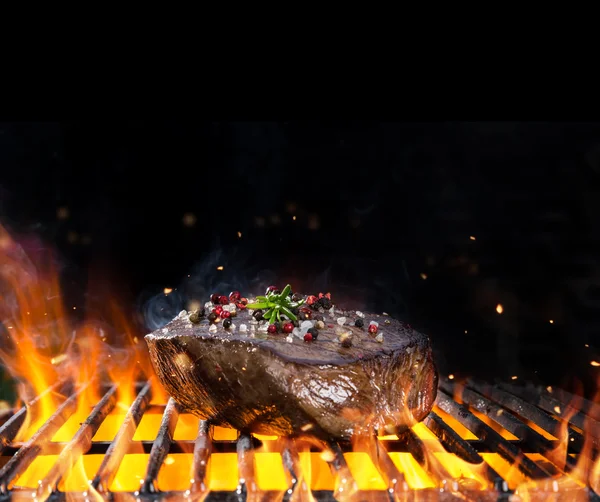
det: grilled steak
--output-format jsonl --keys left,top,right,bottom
{"left": 145, "top": 293, "right": 437, "bottom": 439}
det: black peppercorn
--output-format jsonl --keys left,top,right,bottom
{"left": 223, "top": 318, "right": 232, "bottom": 329}
{"left": 318, "top": 297, "right": 332, "bottom": 310}
{"left": 307, "top": 327, "right": 319, "bottom": 340}
{"left": 253, "top": 310, "right": 264, "bottom": 321}
{"left": 341, "top": 337, "right": 352, "bottom": 348}
{"left": 292, "top": 293, "right": 303, "bottom": 302}
{"left": 355, "top": 319, "right": 364, "bottom": 328}
{"left": 208, "top": 312, "right": 218, "bottom": 323}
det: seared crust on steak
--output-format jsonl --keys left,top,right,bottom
{"left": 146, "top": 307, "right": 437, "bottom": 439}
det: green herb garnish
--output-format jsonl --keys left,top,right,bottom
{"left": 246, "top": 284, "right": 305, "bottom": 324}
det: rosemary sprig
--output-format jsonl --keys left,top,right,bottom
{"left": 246, "top": 284, "right": 305, "bottom": 324}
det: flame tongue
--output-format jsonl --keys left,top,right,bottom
{"left": 1, "top": 222, "right": 600, "bottom": 498}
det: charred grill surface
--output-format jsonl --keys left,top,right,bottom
{"left": 145, "top": 308, "right": 438, "bottom": 439}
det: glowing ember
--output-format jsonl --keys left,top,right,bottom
{"left": 591, "top": 361, "right": 600, "bottom": 367}
{"left": 216, "top": 266, "right": 224, "bottom": 271}
{"left": 163, "top": 288, "right": 173, "bottom": 295}
{"left": 182, "top": 213, "right": 196, "bottom": 227}
{"left": 496, "top": 303, "right": 504, "bottom": 314}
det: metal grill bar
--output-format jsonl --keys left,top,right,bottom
{"left": 364, "top": 433, "right": 407, "bottom": 494}
{"left": 0, "top": 383, "right": 89, "bottom": 494}
{"left": 435, "top": 389, "right": 552, "bottom": 479}
{"left": 190, "top": 420, "right": 212, "bottom": 494}
{"left": 446, "top": 381, "right": 561, "bottom": 456}
{"left": 236, "top": 433, "right": 257, "bottom": 500}
{"left": 400, "top": 428, "right": 466, "bottom": 485}
{"left": 467, "top": 379, "right": 585, "bottom": 450}
{"left": 549, "top": 386, "right": 600, "bottom": 422}
{"left": 0, "top": 381, "right": 66, "bottom": 455}
{"left": 322, "top": 440, "right": 357, "bottom": 499}
{"left": 498, "top": 382, "right": 600, "bottom": 443}
{"left": 423, "top": 411, "right": 483, "bottom": 464}
{"left": 36, "top": 385, "right": 118, "bottom": 498}
{"left": 90, "top": 380, "right": 152, "bottom": 493}
{"left": 0, "top": 380, "right": 598, "bottom": 501}
{"left": 140, "top": 397, "right": 179, "bottom": 494}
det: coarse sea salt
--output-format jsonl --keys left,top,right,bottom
{"left": 209, "top": 324, "right": 217, "bottom": 332}
{"left": 375, "top": 332, "right": 384, "bottom": 343}
{"left": 370, "top": 321, "right": 379, "bottom": 327}
{"left": 300, "top": 320, "right": 314, "bottom": 335}
{"left": 337, "top": 317, "right": 347, "bottom": 326}
{"left": 356, "top": 311, "right": 365, "bottom": 318}
{"left": 162, "top": 328, "right": 169, "bottom": 334}
{"left": 286, "top": 335, "right": 294, "bottom": 343}
{"left": 240, "top": 324, "right": 248, "bottom": 333}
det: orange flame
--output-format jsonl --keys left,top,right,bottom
{"left": 0, "top": 223, "right": 161, "bottom": 497}
{"left": 1, "top": 222, "right": 600, "bottom": 499}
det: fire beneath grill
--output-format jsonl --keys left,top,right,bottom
{"left": 0, "top": 224, "right": 599, "bottom": 501}
{"left": 0, "top": 378, "right": 598, "bottom": 501}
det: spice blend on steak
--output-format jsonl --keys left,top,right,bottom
{"left": 146, "top": 286, "right": 438, "bottom": 439}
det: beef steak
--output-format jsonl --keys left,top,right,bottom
{"left": 145, "top": 303, "right": 437, "bottom": 439}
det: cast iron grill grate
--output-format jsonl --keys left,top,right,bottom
{"left": 0, "top": 379, "right": 598, "bottom": 501}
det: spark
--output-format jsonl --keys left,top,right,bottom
{"left": 547, "top": 386, "right": 553, "bottom": 393}
{"left": 591, "top": 361, "right": 600, "bottom": 367}
{"left": 511, "top": 375, "right": 518, "bottom": 380}
{"left": 292, "top": 215, "right": 297, "bottom": 221}
{"left": 448, "top": 374, "right": 455, "bottom": 380}
{"left": 585, "top": 344, "right": 589, "bottom": 348}
{"left": 57, "top": 207, "right": 69, "bottom": 220}
{"left": 464, "top": 330, "right": 468, "bottom": 334}
{"left": 217, "top": 266, "right": 224, "bottom": 271}
{"left": 164, "top": 288, "right": 173, "bottom": 295}
{"left": 237, "top": 231, "right": 242, "bottom": 238}
{"left": 549, "top": 319, "right": 554, "bottom": 324}
{"left": 420, "top": 273, "right": 428, "bottom": 280}
{"left": 182, "top": 213, "right": 197, "bottom": 227}
{"left": 554, "top": 406, "right": 561, "bottom": 414}
{"left": 72, "top": 306, "right": 76, "bottom": 310}
{"left": 469, "top": 235, "right": 476, "bottom": 241}
{"left": 51, "top": 354, "right": 68, "bottom": 365}
{"left": 496, "top": 304, "right": 504, "bottom": 314}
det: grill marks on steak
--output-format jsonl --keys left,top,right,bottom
{"left": 145, "top": 308, "right": 438, "bottom": 439}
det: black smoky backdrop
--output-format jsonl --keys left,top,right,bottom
{"left": 1, "top": 121, "right": 599, "bottom": 397}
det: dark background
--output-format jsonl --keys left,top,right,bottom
{"left": 1, "top": 122, "right": 599, "bottom": 395}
